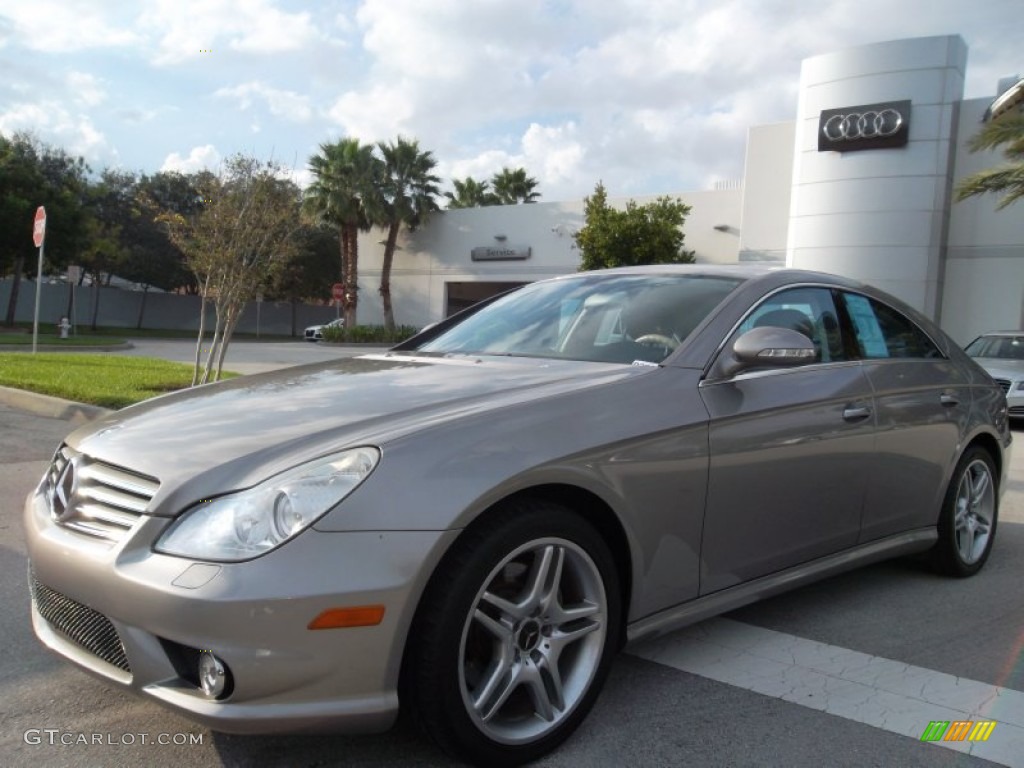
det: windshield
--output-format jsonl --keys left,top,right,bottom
{"left": 412, "top": 273, "right": 743, "bottom": 364}
{"left": 965, "top": 335, "right": 1024, "bottom": 360}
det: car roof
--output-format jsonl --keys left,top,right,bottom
{"left": 568, "top": 263, "right": 873, "bottom": 292}
{"left": 973, "top": 330, "right": 1024, "bottom": 337}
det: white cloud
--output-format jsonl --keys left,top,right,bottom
{"left": 138, "top": 0, "right": 320, "bottom": 65}
{"left": 276, "top": 165, "right": 313, "bottom": 190}
{"left": 214, "top": 81, "right": 313, "bottom": 122}
{"left": 520, "top": 123, "right": 584, "bottom": 185}
{"left": 0, "top": 99, "right": 112, "bottom": 162}
{"left": 161, "top": 144, "right": 221, "bottom": 173}
{"left": 67, "top": 71, "right": 106, "bottom": 107}
{"left": 327, "top": 82, "right": 416, "bottom": 142}
{"left": 0, "top": 1, "right": 139, "bottom": 52}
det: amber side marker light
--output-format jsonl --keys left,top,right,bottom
{"left": 308, "top": 605, "right": 386, "bottom": 629}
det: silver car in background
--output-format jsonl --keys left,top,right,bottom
{"left": 25, "top": 266, "right": 1011, "bottom": 766}
{"left": 303, "top": 317, "right": 344, "bottom": 341}
{"left": 964, "top": 331, "right": 1024, "bottom": 420}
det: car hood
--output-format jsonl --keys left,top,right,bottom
{"left": 66, "top": 353, "right": 640, "bottom": 515}
{"left": 974, "top": 358, "right": 1024, "bottom": 380}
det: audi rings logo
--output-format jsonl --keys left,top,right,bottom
{"left": 818, "top": 100, "right": 910, "bottom": 152}
{"left": 823, "top": 109, "right": 903, "bottom": 141}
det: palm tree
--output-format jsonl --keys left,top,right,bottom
{"left": 445, "top": 176, "right": 498, "bottom": 209}
{"left": 370, "top": 137, "right": 441, "bottom": 330}
{"left": 956, "top": 113, "right": 1024, "bottom": 210}
{"left": 302, "top": 139, "right": 377, "bottom": 326}
{"left": 491, "top": 167, "right": 541, "bottom": 205}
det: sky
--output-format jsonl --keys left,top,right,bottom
{"left": 0, "top": 0, "right": 1022, "bottom": 203}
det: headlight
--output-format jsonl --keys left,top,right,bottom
{"left": 155, "top": 447, "right": 380, "bottom": 562}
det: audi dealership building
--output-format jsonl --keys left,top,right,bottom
{"left": 355, "top": 35, "right": 1024, "bottom": 345}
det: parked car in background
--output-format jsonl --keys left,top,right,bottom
{"left": 964, "top": 331, "right": 1024, "bottom": 420}
{"left": 304, "top": 317, "right": 344, "bottom": 342}
{"left": 25, "top": 266, "right": 1011, "bottom": 767}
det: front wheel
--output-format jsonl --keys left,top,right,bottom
{"left": 406, "top": 500, "right": 621, "bottom": 767}
{"left": 931, "top": 447, "right": 999, "bottom": 577}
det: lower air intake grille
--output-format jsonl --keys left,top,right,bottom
{"left": 30, "top": 576, "right": 131, "bottom": 673}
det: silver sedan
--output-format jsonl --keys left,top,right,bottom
{"left": 25, "top": 265, "right": 1011, "bottom": 766}
{"left": 964, "top": 331, "right": 1024, "bottom": 420}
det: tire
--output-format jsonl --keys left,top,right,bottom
{"left": 931, "top": 447, "right": 999, "bottom": 577}
{"left": 406, "top": 499, "right": 622, "bottom": 767}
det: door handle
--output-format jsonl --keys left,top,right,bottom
{"left": 842, "top": 405, "right": 872, "bottom": 422}
{"left": 940, "top": 393, "right": 960, "bottom": 407}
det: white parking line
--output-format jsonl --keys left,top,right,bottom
{"left": 630, "top": 617, "right": 1024, "bottom": 767}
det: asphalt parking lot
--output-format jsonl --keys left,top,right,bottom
{"left": 1, "top": 342, "right": 1022, "bottom": 767}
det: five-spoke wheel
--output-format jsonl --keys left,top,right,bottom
{"left": 407, "top": 500, "right": 620, "bottom": 767}
{"left": 459, "top": 538, "right": 607, "bottom": 744}
{"left": 933, "top": 447, "right": 999, "bottom": 577}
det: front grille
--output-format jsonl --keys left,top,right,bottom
{"left": 29, "top": 574, "right": 131, "bottom": 673}
{"left": 994, "top": 378, "right": 1011, "bottom": 394}
{"left": 44, "top": 446, "right": 159, "bottom": 543}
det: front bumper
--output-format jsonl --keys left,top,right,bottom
{"left": 24, "top": 488, "right": 457, "bottom": 734}
{"left": 1007, "top": 387, "right": 1024, "bottom": 419}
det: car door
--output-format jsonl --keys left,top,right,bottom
{"left": 839, "top": 291, "right": 972, "bottom": 541}
{"left": 698, "top": 286, "right": 876, "bottom": 594}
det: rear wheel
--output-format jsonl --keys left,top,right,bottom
{"left": 407, "top": 499, "right": 621, "bottom": 767}
{"left": 932, "top": 447, "right": 998, "bottom": 577}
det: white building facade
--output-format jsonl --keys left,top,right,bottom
{"left": 356, "top": 35, "right": 1023, "bottom": 346}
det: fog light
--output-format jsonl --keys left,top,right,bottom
{"left": 199, "top": 652, "right": 228, "bottom": 699}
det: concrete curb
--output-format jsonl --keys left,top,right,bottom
{"left": 0, "top": 385, "right": 113, "bottom": 424}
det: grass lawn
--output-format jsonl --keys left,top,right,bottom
{"left": 0, "top": 332, "right": 127, "bottom": 346}
{"left": 6, "top": 322, "right": 296, "bottom": 341}
{"left": 0, "top": 353, "right": 237, "bottom": 409}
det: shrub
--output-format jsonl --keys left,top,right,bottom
{"left": 321, "top": 324, "right": 419, "bottom": 344}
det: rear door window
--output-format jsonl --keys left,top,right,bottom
{"left": 841, "top": 293, "right": 942, "bottom": 359}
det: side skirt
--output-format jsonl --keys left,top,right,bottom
{"left": 625, "top": 528, "right": 936, "bottom": 646}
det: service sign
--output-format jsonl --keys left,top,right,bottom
{"left": 471, "top": 245, "right": 531, "bottom": 261}
{"left": 818, "top": 100, "right": 911, "bottom": 152}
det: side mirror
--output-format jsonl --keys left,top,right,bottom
{"left": 717, "top": 326, "right": 818, "bottom": 378}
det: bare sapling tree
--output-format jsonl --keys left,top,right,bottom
{"left": 161, "top": 155, "right": 301, "bottom": 384}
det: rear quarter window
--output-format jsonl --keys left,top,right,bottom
{"left": 842, "top": 293, "right": 942, "bottom": 360}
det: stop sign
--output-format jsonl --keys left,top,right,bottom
{"left": 332, "top": 283, "right": 344, "bottom": 301}
{"left": 32, "top": 206, "right": 46, "bottom": 248}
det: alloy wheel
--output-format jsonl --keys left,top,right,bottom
{"left": 457, "top": 537, "right": 607, "bottom": 745}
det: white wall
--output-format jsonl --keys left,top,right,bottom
{"left": 355, "top": 189, "right": 741, "bottom": 327}
{"left": 940, "top": 96, "right": 1024, "bottom": 344}
{"left": 739, "top": 121, "right": 795, "bottom": 262}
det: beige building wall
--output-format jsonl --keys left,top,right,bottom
{"left": 738, "top": 122, "right": 795, "bottom": 263}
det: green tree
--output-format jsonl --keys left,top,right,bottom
{"left": 303, "top": 139, "right": 377, "bottom": 327}
{"left": 270, "top": 224, "right": 338, "bottom": 336}
{"left": 80, "top": 169, "right": 139, "bottom": 329}
{"left": 370, "top": 137, "right": 441, "bottom": 331}
{"left": 574, "top": 182, "right": 695, "bottom": 271}
{"left": 135, "top": 170, "right": 209, "bottom": 296}
{"left": 445, "top": 176, "right": 499, "bottom": 209}
{"left": 162, "top": 155, "right": 302, "bottom": 384}
{"left": 0, "top": 133, "right": 89, "bottom": 326}
{"left": 491, "top": 166, "right": 540, "bottom": 205}
{"left": 956, "top": 114, "right": 1024, "bottom": 210}
{"left": 0, "top": 134, "right": 45, "bottom": 326}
